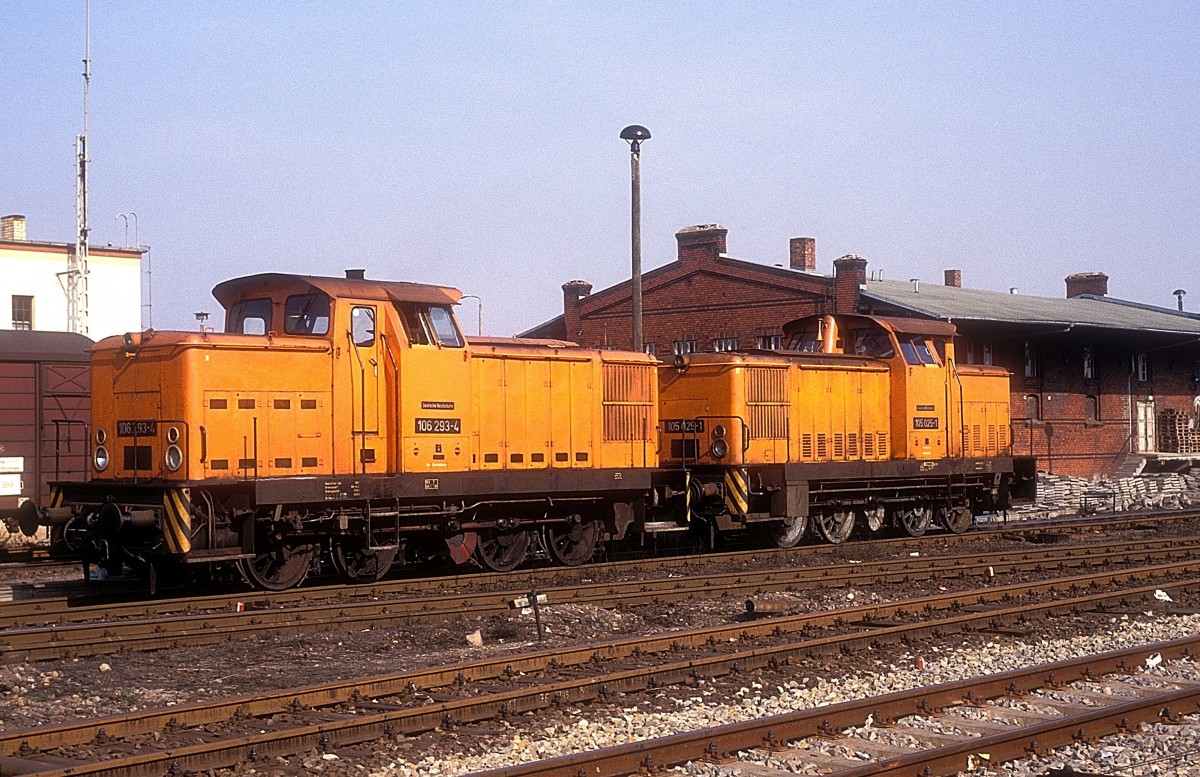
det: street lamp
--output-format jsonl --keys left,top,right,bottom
{"left": 460, "top": 294, "right": 483, "bottom": 336}
{"left": 620, "top": 124, "right": 650, "bottom": 352}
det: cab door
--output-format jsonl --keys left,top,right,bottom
{"left": 348, "top": 304, "right": 384, "bottom": 473}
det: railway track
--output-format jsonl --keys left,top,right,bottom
{"left": 466, "top": 636, "right": 1200, "bottom": 777}
{"left": 0, "top": 507, "right": 1190, "bottom": 603}
{"left": 0, "top": 565, "right": 1196, "bottom": 775}
{"left": 4, "top": 536, "right": 1200, "bottom": 662}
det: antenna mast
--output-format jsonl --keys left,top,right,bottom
{"left": 68, "top": 0, "right": 91, "bottom": 335}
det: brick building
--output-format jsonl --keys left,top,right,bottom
{"left": 525, "top": 224, "right": 866, "bottom": 355}
{"left": 524, "top": 223, "right": 1200, "bottom": 478}
{"left": 861, "top": 274, "right": 1200, "bottom": 477}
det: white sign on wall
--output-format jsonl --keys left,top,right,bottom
{"left": 0, "top": 474, "right": 22, "bottom": 496}
{"left": 0, "top": 457, "right": 23, "bottom": 474}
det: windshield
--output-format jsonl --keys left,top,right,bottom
{"left": 284, "top": 293, "right": 331, "bottom": 336}
{"left": 228, "top": 298, "right": 272, "bottom": 334}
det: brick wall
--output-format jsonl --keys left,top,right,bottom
{"left": 978, "top": 334, "right": 1200, "bottom": 477}
{"left": 571, "top": 225, "right": 835, "bottom": 354}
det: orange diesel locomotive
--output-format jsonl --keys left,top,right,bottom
{"left": 657, "top": 313, "right": 1025, "bottom": 544}
{"left": 7, "top": 273, "right": 1029, "bottom": 589}
{"left": 18, "top": 273, "right": 658, "bottom": 589}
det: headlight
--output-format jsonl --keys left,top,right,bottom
{"left": 166, "top": 426, "right": 181, "bottom": 444}
{"left": 95, "top": 428, "right": 107, "bottom": 444}
{"left": 165, "top": 445, "right": 183, "bottom": 471}
{"left": 710, "top": 438, "right": 729, "bottom": 459}
{"left": 713, "top": 424, "right": 727, "bottom": 439}
{"left": 94, "top": 446, "right": 110, "bottom": 471}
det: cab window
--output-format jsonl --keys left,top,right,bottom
{"left": 428, "top": 306, "right": 464, "bottom": 348}
{"left": 851, "top": 330, "right": 894, "bottom": 358}
{"left": 900, "top": 337, "right": 939, "bottom": 366}
{"left": 351, "top": 306, "right": 375, "bottom": 347}
{"left": 397, "top": 304, "right": 432, "bottom": 345}
{"left": 284, "top": 293, "right": 331, "bottom": 336}
{"left": 786, "top": 330, "right": 822, "bottom": 353}
{"left": 396, "top": 303, "right": 464, "bottom": 348}
{"left": 228, "top": 298, "right": 272, "bottom": 335}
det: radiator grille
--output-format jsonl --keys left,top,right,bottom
{"left": 745, "top": 367, "right": 787, "bottom": 439}
{"left": 603, "top": 364, "right": 655, "bottom": 442}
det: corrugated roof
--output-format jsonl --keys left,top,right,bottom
{"left": 863, "top": 279, "right": 1200, "bottom": 335}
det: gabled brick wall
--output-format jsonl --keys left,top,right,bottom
{"left": 562, "top": 224, "right": 837, "bottom": 353}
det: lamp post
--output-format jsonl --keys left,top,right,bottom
{"left": 460, "top": 294, "right": 483, "bottom": 335}
{"left": 620, "top": 124, "right": 650, "bottom": 352}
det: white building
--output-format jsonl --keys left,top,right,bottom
{"left": 1, "top": 214, "right": 143, "bottom": 339}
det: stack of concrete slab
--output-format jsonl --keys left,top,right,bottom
{"left": 1009, "top": 470, "right": 1200, "bottom": 520}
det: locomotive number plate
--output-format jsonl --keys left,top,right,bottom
{"left": 663, "top": 419, "right": 705, "bottom": 434}
{"left": 912, "top": 417, "right": 939, "bottom": 430}
{"left": 117, "top": 420, "right": 158, "bottom": 437}
{"left": 415, "top": 418, "right": 461, "bottom": 434}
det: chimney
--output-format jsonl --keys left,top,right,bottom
{"left": 345, "top": 268, "right": 366, "bottom": 280}
{"left": 1065, "top": 271, "right": 1108, "bottom": 298}
{"left": 832, "top": 254, "right": 868, "bottom": 314}
{"left": 675, "top": 224, "right": 727, "bottom": 267}
{"left": 789, "top": 237, "right": 816, "bottom": 271}
{"left": 562, "top": 279, "right": 593, "bottom": 343}
{"left": 944, "top": 269, "right": 962, "bottom": 288}
{"left": 1, "top": 214, "right": 27, "bottom": 242}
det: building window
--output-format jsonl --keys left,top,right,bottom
{"left": 673, "top": 340, "right": 697, "bottom": 356}
{"left": 1023, "top": 341, "right": 1038, "bottom": 378}
{"left": 1137, "top": 353, "right": 1150, "bottom": 383}
{"left": 756, "top": 334, "right": 781, "bottom": 351}
{"left": 982, "top": 342, "right": 993, "bottom": 366}
{"left": 11, "top": 295, "right": 32, "bottom": 330}
{"left": 1082, "top": 347, "right": 1095, "bottom": 380}
{"left": 643, "top": 343, "right": 657, "bottom": 356}
{"left": 713, "top": 337, "right": 739, "bottom": 352}
{"left": 1025, "top": 394, "right": 1041, "bottom": 422}
{"left": 1085, "top": 394, "right": 1100, "bottom": 423}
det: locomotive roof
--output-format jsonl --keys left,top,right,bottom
{"left": 211, "top": 273, "right": 462, "bottom": 308}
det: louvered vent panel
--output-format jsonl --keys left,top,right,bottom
{"left": 602, "top": 363, "right": 655, "bottom": 442}
{"left": 745, "top": 367, "right": 787, "bottom": 439}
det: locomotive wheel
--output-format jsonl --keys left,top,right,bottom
{"left": 332, "top": 540, "right": 398, "bottom": 583}
{"left": 815, "top": 510, "right": 854, "bottom": 544}
{"left": 547, "top": 519, "right": 600, "bottom": 566}
{"left": 942, "top": 506, "right": 973, "bottom": 534}
{"left": 899, "top": 506, "right": 932, "bottom": 537}
{"left": 474, "top": 529, "right": 530, "bottom": 572}
{"left": 770, "top": 515, "right": 808, "bottom": 549}
{"left": 240, "top": 542, "right": 316, "bottom": 590}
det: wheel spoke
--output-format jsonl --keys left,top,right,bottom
{"left": 474, "top": 529, "right": 530, "bottom": 572}
{"left": 770, "top": 515, "right": 808, "bottom": 549}
{"left": 241, "top": 542, "right": 315, "bottom": 590}
{"left": 547, "top": 519, "right": 600, "bottom": 566}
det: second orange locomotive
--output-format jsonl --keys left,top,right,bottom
{"left": 11, "top": 271, "right": 1030, "bottom": 589}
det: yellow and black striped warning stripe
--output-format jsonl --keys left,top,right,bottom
{"left": 162, "top": 488, "right": 193, "bottom": 555}
{"left": 724, "top": 468, "right": 749, "bottom": 516}
{"left": 683, "top": 471, "right": 692, "bottom": 522}
{"left": 47, "top": 486, "right": 65, "bottom": 508}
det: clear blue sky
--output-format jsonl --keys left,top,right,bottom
{"left": 3, "top": 1, "right": 1198, "bottom": 335}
